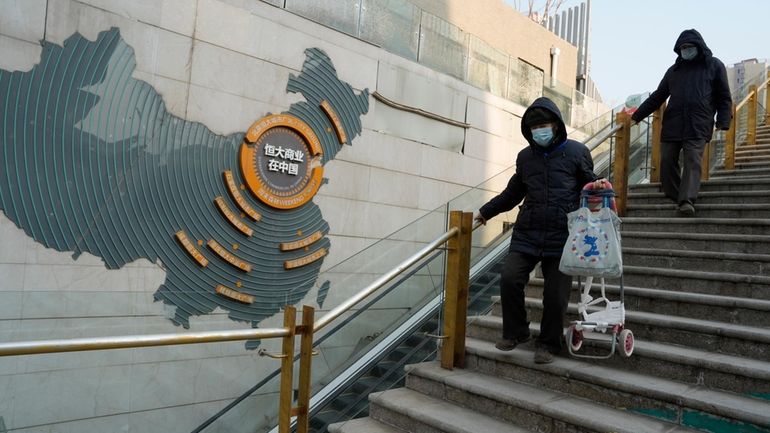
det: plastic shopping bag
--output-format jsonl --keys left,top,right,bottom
{"left": 559, "top": 206, "right": 622, "bottom": 278}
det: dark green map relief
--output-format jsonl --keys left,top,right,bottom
{"left": 0, "top": 28, "right": 369, "bottom": 344}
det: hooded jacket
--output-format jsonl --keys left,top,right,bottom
{"left": 479, "top": 97, "right": 597, "bottom": 257}
{"left": 631, "top": 29, "right": 732, "bottom": 141}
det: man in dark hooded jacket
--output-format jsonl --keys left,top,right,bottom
{"left": 475, "top": 97, "right": 598, "bottom": 364}
{"left": 631, "top": 29, "right": 732, "bottom": 216}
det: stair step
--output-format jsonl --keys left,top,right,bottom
{"left": 627, "top": 190, "right": 770, "bottom": 205}
{"left": 626, "top": 203, "right": 770, "bottom": 218}
{"left": 622, "top": 231, "right": 770, "bottom": 254}
{"left": 566, "top": 337, "right": 770, "bottom": 399}
{"left": 328, "top": 417, "right": 403, "bottom": 433}
{"left": 457, "top": 340, "right": 770, "bottom": 431}
{"left": 406, "top": 360, "right": 702, "bottom": 433}
{"left": 735, "top": 155, "right": 770, "bottom": 164}
{"left": 469, "top": 316, "right": 770, "bottom": 390}
{"left": 368, "top": 387, "right": 531, "bottom": 433}
{"left": 524, "top": 277, "right": 770, "bottom": 327}
{"left": 711, "top": 167, "right": 770, "bottom": 178}
{"left": 514, "top": 300, "right": 770, "bottom": 358}
{"left": 621, "top": 217, "right": 770, "bottom": 236}
{"left": 630, "top": 178, "right": 770, "bottom": 192}
{"left": 622, "top": 247, "right": 770, "bottom": 276}
{"left": 621, "top": 264, "right": 770, "bottom": 298}
{"left": 735, "top": 148, "right": 770, "bottom": 157}
{"left": 473, "top": 299, "right": 770, "bottom": 360}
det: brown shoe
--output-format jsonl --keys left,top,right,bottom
{"left": 534, "top": 348, "right": 554, "bottom": 364}
{"left": 495, "top": 335, "right": 531, "bottom": 351}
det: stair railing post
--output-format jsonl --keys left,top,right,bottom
{"left": 441, "top": 211, "right": 472, "bottom": 370}
{"left": 765, "top": 70, "right": 770, "bottom": 125}
{"left": 650, "top": 103, "right": 665, "bottom": 183}
{"left": 748, "top": 84, "right": 758, "bottom": 146}
{"left": 278, "top": 306, "right": 297, "bottom": 433}
{"left": 701, "top": 139, "right": 711, "bottom": 181}
{"left": 613, "top": 112, "right": 631, "bottom": 217}
{"left": 725, "top": 104, "right": 737, "bottom": 170}
{"left": 295, "top": 305, "right": 315, "bottom": 433}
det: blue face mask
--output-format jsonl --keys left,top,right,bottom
{"left": 680, "top": 46, "right": 698, "bottom": 60}
{"left": 531, "top": 126, "right": 554, "bottom": 147}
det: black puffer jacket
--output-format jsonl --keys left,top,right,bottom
{"left": 631, "top": 29, "right": 732, "bottom": 141}
{"left": 479, "top": 97, "right": 597, "bottom": 257}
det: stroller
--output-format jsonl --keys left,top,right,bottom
{"left": 561, "top": 180, "right": 634, "bottom": 359}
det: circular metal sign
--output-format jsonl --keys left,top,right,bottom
{"left": 240, "top": 114, "right": 323, "bottom": 209}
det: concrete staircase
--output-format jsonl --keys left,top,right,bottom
{"left": 328, "top": 125, "right": 770, "bottom": 433}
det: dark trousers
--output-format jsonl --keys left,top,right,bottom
{"left": 660, "top": 139, "right": 707, "bottom": 204}
{"left": 499, "top": 251, "right": 572, "bottom": 353}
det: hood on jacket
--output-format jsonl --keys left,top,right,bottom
{"left": 673, "top": 29, "right": 713, "bottom": 61}
{"left": 520, "top": 97, "right": 567, "bottom": 151}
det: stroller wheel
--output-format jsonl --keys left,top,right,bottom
{"left": 619, "top": 329, "right": 634, "bottom": 358}
{"left": 567, "top": 325, "right": 583, "bottom": 352}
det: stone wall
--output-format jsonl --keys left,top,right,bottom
{"left": 0, "top": 1, "right": 581, "bottom": 431}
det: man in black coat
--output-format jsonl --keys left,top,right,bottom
{"left": 631, "top": 29, "right": 732, "bottom": 217}
{"left": 475, "top": 97, "right": 598, "bottom": 364}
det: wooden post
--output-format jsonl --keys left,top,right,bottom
{"left": 725, "top": 104, "right": 737, "bottom": 170}
{"left": 650, "top": 103, "right": 665, "bottom": 183}
{"left": 765, "top": 70, "right": 770, "bottom": 125}
{"left": 441, "top": 211, "right": 472, "bottom": 370}
{"left": 748, "top": 84, "right": 758, "bottom": 146}
{"left": 278, "top": 306, "right": 297, "bottom": 433}
{"left": 295, "top": 305, "right": 315, "bottom": 433}
{"left": 701, "top": 140, "right": 711, "bottom": 181}
{"left": 613, "top": 112, "right": 631, "bottom": 217}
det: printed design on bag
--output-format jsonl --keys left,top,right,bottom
{"left": 568, "top": 215, "right": 612, "bottom": 263}
{"left": 583, "top": 235, "right": 600, "bottom": 257}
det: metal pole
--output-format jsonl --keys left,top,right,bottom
{"left": 0, "top": 328, "right": 290, "bottom": 357}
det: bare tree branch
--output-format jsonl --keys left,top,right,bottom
{"left": 515, "top": 0, "right": 570, "bottom": 25}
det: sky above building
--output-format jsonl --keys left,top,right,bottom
{"left": 506, "top": 0, "right": 770, "bottom": 107}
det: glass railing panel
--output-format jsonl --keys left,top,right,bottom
{"left": 0, "top": 317, "right": 281, "bottom": 432}
{"left": 468, "top": 35, "right": 509, "bottom": 98}
{"left": 285, "top": 0, "right": 361, "bottom": 36}
{"left": 445, "top": 166, "right": 517, "bottom": 264}
{"left": 417, "top": 11, "right": 469, "bottom": 81}
{"left": 508, "top": 57, "right": 544, "bottom": 108}
{"left": 572, "top": 91, "right": 609, "bottom": 136}
{"left": 543, "top": 81, "right": 573, "bottom": 126}
{"left": 359, "top": 0, "right": 420, "bottom": 61}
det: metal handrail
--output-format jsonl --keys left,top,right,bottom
{"left": 0, "top": 228, "right": 462, "bottom": 359}
{"left": 0, "top": 327, "right": 290, "bottom": 356}
{"left": 587, "top": 123, "right": 624, "bottom": 152}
